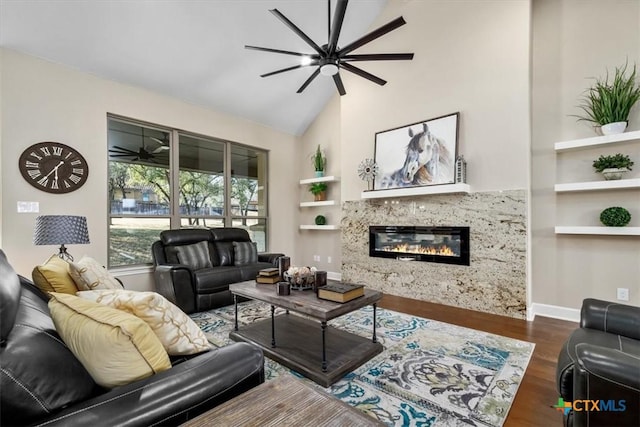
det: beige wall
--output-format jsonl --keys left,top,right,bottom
{"left": 531, "top": 0, "right": 640, "bottom": 309}
{"left": 0, "top": 48, "right": 298, "bottom": 281}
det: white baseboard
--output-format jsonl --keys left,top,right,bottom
{"left": 529, "top": 303, "right": 580, "bottom": 322}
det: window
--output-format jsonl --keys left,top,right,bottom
{"left": 107, "top": 117, "right": 268, "bottom": 267}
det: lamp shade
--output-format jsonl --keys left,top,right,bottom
{"left": 33, "top": 215, "right": 90, "bottom": 246}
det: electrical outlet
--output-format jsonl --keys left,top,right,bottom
{"left": 617, "top": 288, "right": 629, "bottom": 301}
{"left": 313, "top": 255, "right": 320, "bottom": 262}
{"left": 327, "top": 256, "right": 332, "bottom": 263}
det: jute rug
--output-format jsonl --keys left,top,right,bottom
{"left": 190, "top": 301, "right": 534, "bottom": 427}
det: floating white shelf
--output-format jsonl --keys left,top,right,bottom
{"left": 555, "top": 226, "right": 640, "bottom": 236}
{"left": 299, "top": 225, "right": 341, "bottom": 230}
{"left": 554, "top": 130, "right": 640, "bottom": 152}
{"left": 555, "top": 178, "right": 640, "bottom": 192}
{"left": 300, "top": 200, "right": 337, "bottom": 207}
{"left": 361, "top": 183, "right": 471, "bottom": 199}
{"left": 299, "top": 176, "right": 340, "bottom": 185}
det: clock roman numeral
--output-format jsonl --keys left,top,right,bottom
{"left": 30, "top": 152, "right": 43, "bottom": 161}
{"left": 63, "top": 180, "right": 71, "bottom": 188}
{"left": 72, "top": 168, "right": 84, "bottom": 175}
{"left": 28, "top": 169, "right": 41, "bottom": 179}
{"left": 25, "top": 160, "right": 39, "bottom": 168}
{"left": 65, "top": 152, "right": 73, "bottom": 159}
{"left": 70, "top": 159, "right": 82, "bottom": 166}
{"left": 51, "top": 180, "right": 59, "bottom": 190}
{"left": 69, "top": 174, "right": 81, "bottom": 184}
{"left": 52, "top": 146, "right": 63, "bottom": 156}
{"left": 40, "top": 146, "right": 51, "bottom": 156}
{"left": 37, "top": 176, "right": 49, "bottom": 187}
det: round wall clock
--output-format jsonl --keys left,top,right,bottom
{"left": 19, "top": 142, "right": 89, "bottom": 194}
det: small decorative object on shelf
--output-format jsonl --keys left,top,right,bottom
{"left": 283, "top": 266, "right": 317, "bottom": 290}
{"left": 455, "top": 155, "right": 467, "bottom": 183}
{"left": 600, "top": 206, "right": 632, "bottom": 227}
{"left": 314, "top": 271, "right": 327, "bottom": 292}
{"left": 309, "top": 182, "right": 328, "bottom": 201}
{"left": 574, "top": 62, "right": 640, "bottom": 135}
{"left": 357, "top": 158, "right": 379, "bottom": 191}
{"left": 592, "top": 153, "right": 634, "bottom": 180}
{"left": 277, "top": 282, "right": 290, "bottom": 296}
{"left": 315, "top": 215, "right": 326, "bottom": 225}
{"left": 312, "top": 145, "right": 326, "bottom": 177}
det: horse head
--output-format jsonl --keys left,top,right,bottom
{"left": 399, "top": 147, "right": 421, "bottom": 184}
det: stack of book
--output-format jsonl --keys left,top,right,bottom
{"left": 256, "top": 268, "right": 280, "bottom": 284}
{"left": 317, "top": 283, "right": 365, "bottom": 303}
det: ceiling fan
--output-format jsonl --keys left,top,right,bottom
{"left": 246, "top": 0, "right": 414, "bottom": 96}
{"left": 109, "top": 131, "right": 169, "bottom": 163}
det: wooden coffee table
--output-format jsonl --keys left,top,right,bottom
{"left": 229, "top": 280, "right": 383, "bottom": 387}
{"left": 181, "top": 376, "right": 385, "bottom": 426}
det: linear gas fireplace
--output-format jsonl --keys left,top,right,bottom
{"left": 369, "top": 226, "right": 470, "bottom": 266}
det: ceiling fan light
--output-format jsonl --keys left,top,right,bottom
{"left": 320, "top": 63, "right": 339, "bottom": 76}
{"left": 300, "top": 56, "right": 313, "bottom": 66}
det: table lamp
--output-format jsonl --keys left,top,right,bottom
{"left": 33, "top": 215, "right": 90, "bottom": 261}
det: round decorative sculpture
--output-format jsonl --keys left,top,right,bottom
{"left": 599, "top": 206, "right": 631, "bottom": 227}
{"left": 358, "top": 158, "right": 379, "bottom": 190}
{"left": 315, "top": 215, "right": 326, "bottom": 226}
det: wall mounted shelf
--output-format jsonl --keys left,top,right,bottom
{"left": 554, "top": 129, "right": 640, "bottom": 152}
{"left": 300, "top": 200, "right": 336, "bottom": 207}
{"left": 299, "top": 225, "right": 341, "bottom": 230}
{"left": 361, "top": 183, "right": 471, "bottom": 199}
{"left": 555, "top": 226, "right": 640, "bottom": 236}
{"left": 299, "top": 176, "right": 340, "bottom": 185}
{"left": 555, "top": 178, "right": 640, "bottom": 192}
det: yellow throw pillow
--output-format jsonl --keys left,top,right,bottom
{"left": 68, "top": 256, "right": 122, "bottom": 291}
{"left": 77, "top": 290, "right": 211, "bottom": 356}
{"left": 48, "top": 292, "right": 171, "bottom": 388}
{"left": 32, "top": 255, "right": 78, "bottom": 295}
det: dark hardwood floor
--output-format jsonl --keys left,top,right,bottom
{"left": 378, "top": 294, "right": 577, "bottom": 427}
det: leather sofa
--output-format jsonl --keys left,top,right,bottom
{"left": 556, "top": 298, "right": 640, "bottom": 427}
{"left": 0, "top": 250, "right": 265, "bottom": 426}
{"left": 152, "top": 228, "right": 284, "bottom": 314}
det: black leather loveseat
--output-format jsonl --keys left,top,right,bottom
{"left": 556, "top": 298, "right": 640, "bottom": 427}
{"left": 152, "top": 228, "right": 284, "bottom": 314}
{"left": 0, "top": 250, "right": 264, "bottom": 426}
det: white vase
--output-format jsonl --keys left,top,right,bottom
{"left": 601, "top": 121, "right": 627, "bottom": 135}
{"left": 315, "top": 170, "right": 324, "bottom": 177}
{"left": 601, "top": 168, "right": 629, "bottom": 180}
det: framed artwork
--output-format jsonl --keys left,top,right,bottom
{"left": 373, "top": 112, "right": 459, "bottom": 190}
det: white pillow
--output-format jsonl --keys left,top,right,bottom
{"left": 77, "top": 289, "right": 211, "bottom": 356}
{"left": 68, "top": 256, "right": 123, "bottom": 291}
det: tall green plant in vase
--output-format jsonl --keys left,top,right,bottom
{"left": 312, "top": 145, "right": 326, "bottom": 177}
{"left": 575, "top": 62, "right": 640, "bottom": 135}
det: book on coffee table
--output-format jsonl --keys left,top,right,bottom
{"left": 317, "top": 283, "right": 365, "bottom": 303}
{"left": 258, "top": 268, "right": 280, "bottom": 277}
{"left": 256, "top": 275, "right": 280, "bottom": 284}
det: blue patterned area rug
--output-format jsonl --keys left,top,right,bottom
{"left": 191, "top": 301, "right": 534, "bottom": 427}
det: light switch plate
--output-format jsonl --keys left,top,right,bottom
{"left": 17, "top": 201, "right": 39, "bottom": 213}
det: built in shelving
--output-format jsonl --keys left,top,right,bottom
{"left": 300, "top": 200, "right": 336, "bottom": 208}
{"left": 554, "top": 130, "right": 640, "bottom": 152}
{"left": 554, "top": 178, "right": 640, "bottom": 192}
{"left": 299, "top": 176, "right": 340, "bottom": 185}
{"left": 555, "top": 226, "right": 640, "bottom": 236}
{"left": 361, "top": 183, "right": 471, "bottom": 199}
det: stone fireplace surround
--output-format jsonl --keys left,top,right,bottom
{"left": 340, "top": 190, "right": 527, "bottom": 319}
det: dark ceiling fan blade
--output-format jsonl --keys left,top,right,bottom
{"left": 339, "top": 17, "right": 406, "bottom": 56}
{"left": 245, "top": 45, "right": 315, "bottom": 58}
{"left": 333, "top": 73, "right": 346, "bottom": 96}
{"left": 327, "top": 0, "right": 348, "bottom": 55}
{"left": 261, "top": 64, "right": 309, "bottom": 78}
{"left": 340, "top": 62, "right": 386, "bottom": 86}
{"left": 109, "top": 154, "right": 137, "bottom": 158}
{"left": 269, "top": 9, "right": 325, "bottom": 55}
{"left": 296, "top": 68, "right": 322, "bottom": 93}
{"left": 110, "top": 146, "right": 138, "bottom": 154}
{"left": 341, "top": 53, "right": 414, "bottom": 61}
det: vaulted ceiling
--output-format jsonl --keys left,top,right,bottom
{"left": 0, "top": 0, "right": 388, "bottom": 135}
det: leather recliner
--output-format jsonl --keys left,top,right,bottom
{"left": 556, "top": 298, "right": 640, "bottom": 427}
{"left": 0, "top": 250, "right": 265, "bottom": 426}
{"left": 152, "top": 228, "right": 284, "bottom": 314}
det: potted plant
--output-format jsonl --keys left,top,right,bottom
{"left": 314, "top": 215, "right": 326, "bottom": 226}
{"left": 312, "top": 145, "right": 326, "bottom": 177}
{"left": 309, "top": 182, "right": 328, "bottom": 201}
{"left": 574, "top": 62, "right": 640, "bottom": 135}
{"left": 600, "top": 206, "right": 631, "bottom": 227}
{"left": 592, "top": 153, "right": 634, "bottom": 180}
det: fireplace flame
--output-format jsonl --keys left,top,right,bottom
{"left": 381, "top": 243, "right": 457, "bottom": 257}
